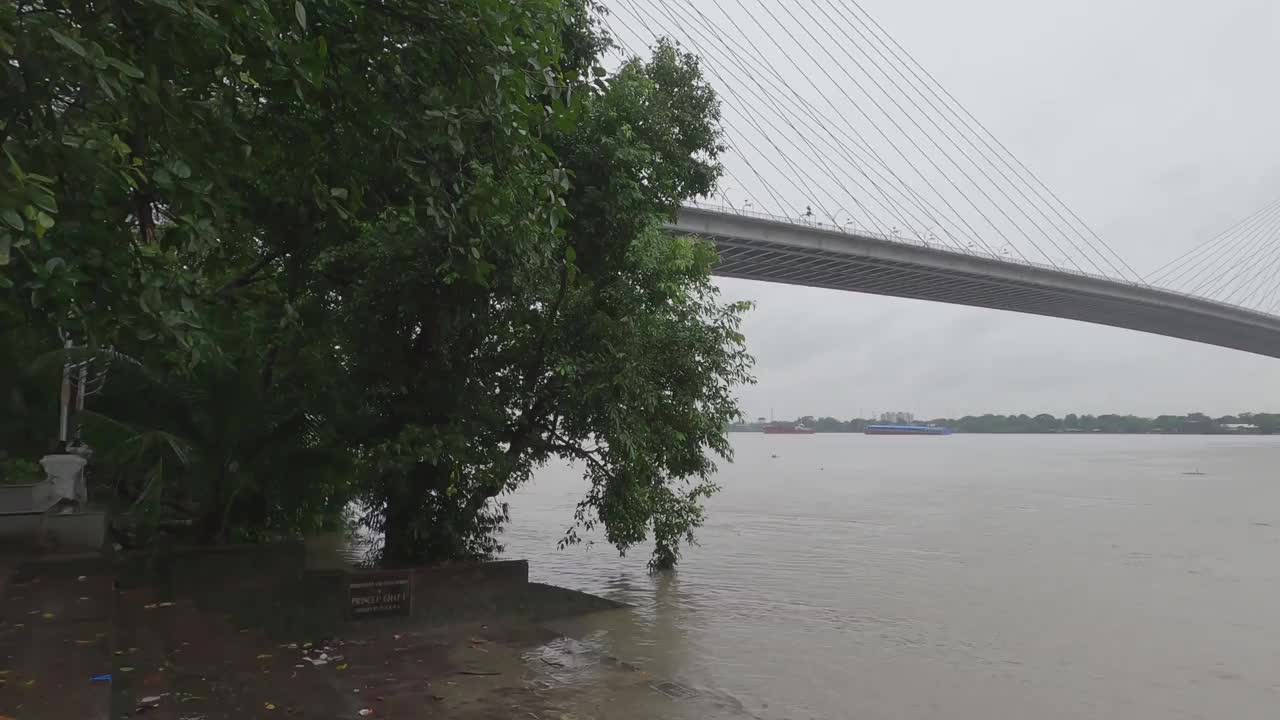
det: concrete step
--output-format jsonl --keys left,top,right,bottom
{"left": 0, "top": 507, "right": 107, "bottom": 552}
{"left": 0, "top": 483, "right": 56, "bottom": 515}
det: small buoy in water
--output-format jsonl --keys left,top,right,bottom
{"left": 1183, "top": 468, "right": 1207, "bottom": 476}
{"left": 770, "top": 454, "right": 778, "bottom": 459}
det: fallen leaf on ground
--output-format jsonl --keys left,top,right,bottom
{"left": 140, "top": 694, "right": 167, "bottom": 703}
{"left": 156, "top": 602, "right": 175, "bottom": 608}
{"left": 143, "top": 603, "right": 158, "bottom": 609}
{"left": 256, "top": 654, "right": 272, "bottom": 660}
{"left": 77, "top": 575, "right": 87, "bottom": 582}
{"left": 120, "top": 667, "right": 135, "bottom": 672}
{"left": 43, "top": 612, "right": 57, "bottom": 619}
{"left": 358, "top": 710, "right": 374, "bottom": 717}
{"left": 79, "top": 596, "right": 90, "bottom": 601}
{"left": 22, "top": 679, "right": 34, "bottom": 687}
{"left": 264, "top": 702, "right": 276, "bottom": 710}
{"left": 336, "top": 663, "right": 348, "bottom": 671}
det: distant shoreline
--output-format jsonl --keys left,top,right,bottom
{"left": 731, "top": 412, "right": 1279, "bottom": 435}
{"left": 729, "top": 428, "right": 1276, "bottom": 436}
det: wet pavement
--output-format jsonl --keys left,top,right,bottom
{"left": 0, "top": 560, "right": 113, "bottom": 719}
{"left": 0, "top": 554, "right": 746, "bottom": 719}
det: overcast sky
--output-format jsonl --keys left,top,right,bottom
{"left": 607, "top": 0, "right": 1280, "bottom": 419}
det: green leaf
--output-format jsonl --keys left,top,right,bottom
{"left": 1, "top": 209, "right": 22, "bottom": 231}
{"left": 144, "top": 0, "right": 187, "bottom": 14}
{"left": 48, "top": 29, "right": 87, "bottom": 59}
{"left": 35, "top": 211, "right": 55, "bottom": 230}
{"left": 0, "top": 235, "right": 9, "bottom": 265}
{"left": 29, "top": 189, "right": 57, "bottom": 214}
{"left": 592, "top": 65, "right": 608, "bottom": 78}
{"left": 105, "top": 57, "right": 145, "bottom": 79}
{"left": 171, "top": 159, "right": 191, "bottom": 179}
{"left": 329, "top": 187, "right": 348, "bottom": 200}
{"left": 44, "top": 257, "right": 64, "bottom": 274}
{"left": 295, "top": 1, "right": 307, "bottom": 31}
{"left": 153, "top": 168, "right": 173, "bottom": 188}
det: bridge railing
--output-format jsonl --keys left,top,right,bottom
{"left": 681, "top": 200, "right": 1137, "bottom": 286}
{"left": 680, "top": 200, "right": 1280, "bottom": 320}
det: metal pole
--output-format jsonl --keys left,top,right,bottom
{"left": 57, "top": 338, "right": 72, "bottom": 448}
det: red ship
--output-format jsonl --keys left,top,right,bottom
{"left": 762, "top": 422, "right": 817, "bottom": 434}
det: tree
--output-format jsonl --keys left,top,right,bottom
{"left": 334, "top": 36, "right": 751, "bottom": 570}
{"left": 3, "top": 2, "right": 753, "bottom": 571}
{"left": 814, "top": 416, "right": 844, "bottom": 432}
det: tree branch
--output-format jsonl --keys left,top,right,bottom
{"left": 215, "top": 252, "right": 281, "bottom": 296}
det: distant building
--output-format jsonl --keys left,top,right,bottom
{"left": 879, "top": 411, "right": 915, "bottom": 424}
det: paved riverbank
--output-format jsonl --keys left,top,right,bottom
{"left": 0, "top": 550, "right": 720, "bottom": 719}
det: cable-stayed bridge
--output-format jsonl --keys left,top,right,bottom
{"left": 602, "top": 1, "right": 1280, "bottom": 358}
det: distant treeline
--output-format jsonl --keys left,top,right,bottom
{"left": 731, "top": 413, "right": 1280, "bottom": 434}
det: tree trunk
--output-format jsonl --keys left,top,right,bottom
{"left": 380, "top": 493, "right": 417, "bottom": 568}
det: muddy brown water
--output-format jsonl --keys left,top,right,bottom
{"left": 499, "top": 433, "right": 1280, "bottom": 720}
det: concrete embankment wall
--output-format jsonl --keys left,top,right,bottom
{"left": 110, "top": 542, "right": 625, "bottom": 639}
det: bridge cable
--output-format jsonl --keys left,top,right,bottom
{"left": 684, "top": 0, "right": 993, "bottom": 250}
{"left": 1167, "top": 201, "right": 1280, "bottom": 294}
{"left": 816, "top": 0, "right": 1135, "bottom": 281}
{"left": 599, "top": 12, "right": 789, "bottom": 219}
{"left": 643, "top": 0, "right": 946, "bottom": 241}
{"left": 722, "top": 0, "right": 1009, "bottom": 260}
{"left": 1153, "top": 201, "right": 1280, "bottom": 293}
{"left": 1148, "top": 195, "right": 1280, "bottom": 283}
{"left": 612, "top": 0, "right": 848, "bottom": 225}
{"left": 1215, "top": 212, "right": 1280, "bottom": 307}
{"left": 1185, "top": 204, "right": 1280, "bottom": 299}
{"left": 794, "top": 0, "right": 1095, "bottom": 277}
{"left": 839, "top": 0, "right": 1146, "bottom": 283}
{"left": 605, "top": 8, "right": 804, "bottom": 218}
{"left": 642, "top": 0, "right": 903, "bottom": 236}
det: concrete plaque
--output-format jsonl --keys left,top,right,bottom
{"left": 347, "top": 572, "right": 412, "bottom": 619}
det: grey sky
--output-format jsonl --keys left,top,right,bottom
{"left": 605, "top": 0, "right": 1280, "bottom": 418}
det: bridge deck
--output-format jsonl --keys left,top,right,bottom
{"left": 671, "top": 207, "right": 1280, "bottom": 360}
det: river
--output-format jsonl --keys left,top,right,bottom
{"left": 499, "top": 433, "right": 1280, "bottom": 719}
